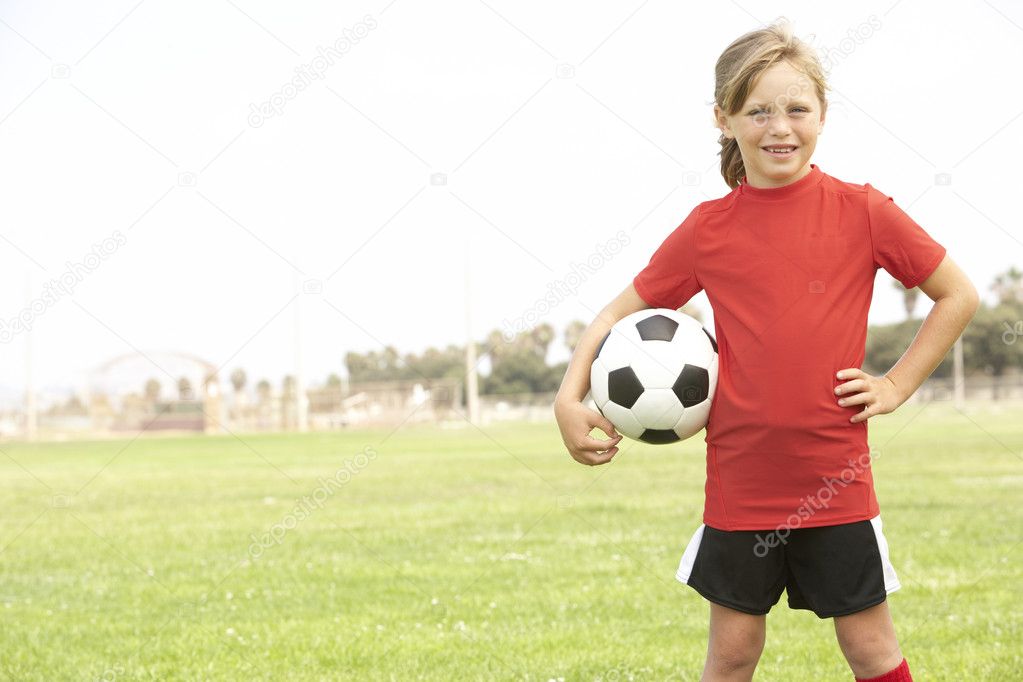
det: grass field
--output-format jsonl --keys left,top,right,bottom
{"left": 1, "top": 401, "right": 1021, "bottom": 681}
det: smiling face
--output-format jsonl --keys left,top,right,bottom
{"left": 715, "top": 60, "right": 826, "bottom": 189}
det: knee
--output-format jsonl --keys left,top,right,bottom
{"left": 707, "top": 633, "right": 765, "bottom": 676}
{"left": 707, "top": 649, "right": 761, "bottom": 676}
{"left": 839, "top": 632, "right": 903, "bottom": 678}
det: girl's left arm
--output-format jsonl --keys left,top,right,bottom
{"left": 835, "top": 254, "right": 981, "bottom": 424}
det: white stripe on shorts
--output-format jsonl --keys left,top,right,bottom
{"left": 675, "top": 523, "right": 705, "bottom": 584}
{"left": 869, "top": 514, "right": 902, "bottom": 595}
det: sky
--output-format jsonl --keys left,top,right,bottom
{"left": 1, "top": 0, "right": 1021, "bottom": 406}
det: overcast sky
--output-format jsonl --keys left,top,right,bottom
{"left": 1, "top": 0, "right": 1020, "bottom": 403}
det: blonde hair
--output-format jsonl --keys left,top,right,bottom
{"left": 712, "top": 19, "right": 830, "bottom": 189}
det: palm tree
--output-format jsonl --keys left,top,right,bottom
{"left": 256, "top": 379, "right": 272, "bottom": 405}
{"left": 230, "top": 368, "right": 247, "bottom": 394}
{"left": 177, "top": 377, "right": 193, "bottom": 401}
{"left": 144, "top": 378, "right": 161, "bottom": 404}
{"left": 991, "top": 266, "right": 1023, "bottom": 305}
{"left": 564, "top": 320, "right": 586, "bottom": 354}
{"left": 891, "top": 278, "right": 920, "bottom": 320}
{"left": 529, "top": 323, "right": 555, "bottom": 357}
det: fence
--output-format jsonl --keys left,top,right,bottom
{"left": 6, "top": 373, "right": 1023, "bottom": 441}
{"left": 912, "top": 373, "right": 1023, "bottom": 402}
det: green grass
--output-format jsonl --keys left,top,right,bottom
{"left": 1, "top": 402, "right": 1021, "bottom": 680}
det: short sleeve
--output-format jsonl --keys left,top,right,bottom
{"left": 866, "top": 183, "right": 946, "bottom": 289}
{"left": 633, "top": 204, "right": 703, "bottom": 309}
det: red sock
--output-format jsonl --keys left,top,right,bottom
{"left": 854, "top": 657, "right": 912, "bottom": 682}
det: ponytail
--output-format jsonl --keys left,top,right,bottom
{"left": 717, "top": 134, "right": 745, "bottom": 190}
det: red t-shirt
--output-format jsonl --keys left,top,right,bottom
{"left": 633, "top": 164, "right": 946, "bottom": 531}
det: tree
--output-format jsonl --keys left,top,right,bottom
{"left": 483, "top": 348, "right": 562, "bottom": 394}
{"left": 64, "top": 394, "right": 86, "bottom": 414}
{"left": 256, "top": 379, "right": 272, "bottom": 404}
{"left": 991, "top": 266, "right": 1023, "bottom": 305}
{"left": 891, "top": 278, "right": 920, "bottom": 320}
{"left": 865, "top": 319, "right": 952, "bottom": 378}
{"left": 144, "top": 378, "right": 161, "bottom": 403}
{"left": 482, "top": 323, "right": 561, "bottom": 394}
{"left": 962, "top": 300, "right": 1023, "bottom": 398}
{"left": 344, "top": 346, "right": 411, "bottom": 383}
{"left": 485, "top": 323, "right": 555, "bottom": 362}
{"left": 404, "top": 345, "right": 463, "bottom": 380}
{"left": 230, "top": 368, "right": 247, "bottom": 394}
{"left": 564, "top": 320, "right": 586, "bottom": 355}
{"left": 326, "top": 373, "right": 342, "bottom": 388}
{"left": 177, "top": 377, "right": 193, "bottom": 401}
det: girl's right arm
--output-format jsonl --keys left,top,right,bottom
{"left": 553, "top": 281, "right": 652, "bottom": 466}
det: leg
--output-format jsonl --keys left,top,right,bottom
{"left": 833, "top": 600, "right": 905, "bottom": 679}
{"left": 701, "top": 601, "right": 767, "bottom": 682}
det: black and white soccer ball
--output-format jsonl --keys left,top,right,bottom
{"left": 590, "top": 308, "right": 718, "bottom": 444}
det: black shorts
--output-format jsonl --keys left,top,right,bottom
{"left": 676, "top": 514, "right": 902, "bottom": 619}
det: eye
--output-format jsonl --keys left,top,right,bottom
{"left": 791, "top": 107, "right": 808, "bottom": 113}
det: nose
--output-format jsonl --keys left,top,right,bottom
{"left": 767, "top": 113, "right": 791, "bottom": 137}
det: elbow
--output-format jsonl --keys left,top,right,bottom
{"left": 937, "top": 281, "right": 981, "bottom": 321}
{"left": 961, "top": 283, "right": 981, "bottom": 320}
{"left": 967, "top": 282, "right": 981, "bottom": 314}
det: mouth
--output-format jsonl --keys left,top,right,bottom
{"left": 762, "top": 145, "right": 798, "bottom": 158}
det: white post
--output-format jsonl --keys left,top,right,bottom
{"left": 953, "top": 336, "right": 965, "bottom": 409}
{"left": 295, "top": 273, "right": 308, "bottom": 432}
{"left": 24, "top": 272, "right": 37, "bottom": 442}
{"left": 464, "top": 227, "right": 480, "bottom": 426}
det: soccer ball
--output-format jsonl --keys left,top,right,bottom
{"left": 590, "top": 308, "right": 718, "bottom": 444}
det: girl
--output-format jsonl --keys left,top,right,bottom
{"left": 553, "top": 20, "right": 979, "bottom": 682}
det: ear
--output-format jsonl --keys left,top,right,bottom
{"left": 713, "top": 104, "right": 734, "bottom": 140}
